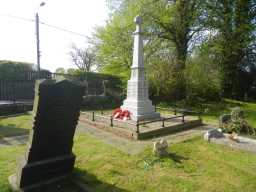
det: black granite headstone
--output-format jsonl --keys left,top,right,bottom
{"left": 9, "top": 79, "right": 84, "bottom": 191}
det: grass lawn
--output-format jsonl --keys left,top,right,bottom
{"left": 0, "top": 134, "right": 256, "bottom": 192}
{"left": 0, "top": 101, "right": 256, "bottom": 191}
{"left": 74, "top": 135, "right": 256, "bottom": 192}
{"left": 0, "top": 113, "right": 32, "bottom": 138}
{"left": 85, "top": 99, "right": 256, "bottom": 129}
{"left": 199, "top": 99, "right": 256, "bottom": 128}
{"left": 0, "top": 145, "right": 82, "bottom": 192}
{"left": 158, "top": 99, "right": 256, "bottom": 128}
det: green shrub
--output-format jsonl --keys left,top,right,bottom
{"left": 230, "top": 107, "right": 244, "bottom": 121}
{"left": 82, "top": 94, "right": 121, "bottom": 110}
{"left": 222, "top": 107, "right": 255, "bottom": 135}
{"left": 66, "top": 70, "right": 124, "bottom": 95}
{"left": 0, "top": 60, "right": 33, "bottom": 80}
{"left": 185, "top": 56, "right": 221, "bottom": 103}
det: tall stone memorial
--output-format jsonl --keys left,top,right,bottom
{"left": 9, "top": 79, "right": 84, "bottom": 191}
{"left": 121, "top": 15, "right": 160, "bottom": 121}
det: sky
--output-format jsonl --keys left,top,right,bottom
{"left": 0, "top": 0, "right": 109, "bottom": 72}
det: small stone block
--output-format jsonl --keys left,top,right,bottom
{"left": 204, "top": 129, "right": 224, "bottom": 141}
{"left": 153, "top": 139, "right": 169, "bottom": 157}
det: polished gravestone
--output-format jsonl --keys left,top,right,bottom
{"left": 9, "top": 79, "right": 84, "bottom": 191}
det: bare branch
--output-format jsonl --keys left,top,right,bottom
{"left": 69, "top": 44, "right": 96, "bottom": 72}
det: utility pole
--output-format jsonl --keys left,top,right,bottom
{"left": 35, "top": 2, "right": 45, "bottom": 79}
{"left": 36, "top": 13, "right": 40, "bottom": 79}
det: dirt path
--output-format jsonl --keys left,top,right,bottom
{"left": 0, "top": 135, "right": 28, "bottom": 147}
{"left": 76, "top": 123, "right": 212, "bottom": 155}
{"left": 0, "top": 123, "right": 211, "bottom": 155}
{"left": 210, "top": 135, "right": 256, "bottom": 153}
{"left": 2, "top": 123, "right": 255, "bottom": 155}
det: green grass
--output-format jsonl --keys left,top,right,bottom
{"left": 199, "top": 99, "right": 256, "bottom": 127}
{"left": 158, "top": 99, "right": 256, "bottom": 128}
{"left": 0, "top": 102, "right": 256, "bottom": 191}
{"left": 0, "top": 145, "right": 82, "bottom": 192}
{"left": 73, "top": 135, "right": 256, "bottom": 192}
{"left": 0, "top": 134, "right": 256, "bottom": 192}
{"left": 80, "top": 99, "right": 256, "bottom": 129}
{"left": 0, "top": 113, "right": 32, "bottom": 138}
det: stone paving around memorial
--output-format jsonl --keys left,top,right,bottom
{"left": 210, "top": 135, "right": 256, "bottom": 153}
{"left": 76, "top": 124, "right": 212, "bottom": 154}
{"left": 0, "top": 123, "right": 211, "bottom": 154}
{"left": 0, "top": 135, "right": 28, "bottom": 147}
{"left": 2, "top": 122, "right": 256, "bottom": 155}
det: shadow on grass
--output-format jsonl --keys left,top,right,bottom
{"left": 0, "top": 123, "right": 29, "bottom": 138}
{"left": 73, "top": 168, "right": 130, "bottom": 192}
{"left": 23, "top": 176, "right": 85, "bottom": 192}
{"left": 157, "top": 99, "right": 248, "bottom": 121}
{"left": 166, "top": 152, "right": 189, "bottom": 164}
{"left": 6, "top": 170, "right": 130, "bottom": 192}
{"left": 136, "top": 152, "right": 189, "bottom": 171}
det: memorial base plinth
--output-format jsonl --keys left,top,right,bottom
{"left": 131, "top": 112, "right": 160, "bottom": 121}
{"left": 121, "top": 101, "right": 160, "bottom": 121}
{"left": 8, "top": 154, "right": 75, "bottom": 191}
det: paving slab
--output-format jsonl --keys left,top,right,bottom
{"left": 76, "top": 122, "right": 212, "bottom": 155}
{"left": 0, "top": 135, "right": 28, "bottom": 147}
{"left": 5, "top": 123, "right": 255, "bottom": 155}
{"left": 210, "top": 134, "right": 256, "bottom": 153}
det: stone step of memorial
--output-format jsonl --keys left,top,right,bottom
{"left": 79, "top": 113, "right": 203, "bottom": 140}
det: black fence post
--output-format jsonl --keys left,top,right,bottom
{"left": 162, "top": 118, "right": 165, "bottom": 127}
{"left": 92, "top": 112, "right": 95, "bottom": 121}
{"left": 101, "top": 106, "right": 103, "bottom": 115}
{"left": 136, "top": 122, "right": 140, "bottom": 133}
{"left": 198, "top": 114, "right": 202, "bottom": 121}
{"left": 12, "top": 81, "right": 16, "bottom": 104}
{"left": 110, "top": 116, "right": 113, "bottom": 127}
{"left": 182, "top": 115, "right": 185, "bottom": 123}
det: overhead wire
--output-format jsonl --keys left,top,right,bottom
{"left": 0, "top": 13, "right": 88, "bottom": 38}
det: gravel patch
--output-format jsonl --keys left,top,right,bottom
{"left": 0, "top": 135, "right": 28, "bottom": 147}
{"left": 76, "top": 122, "right": 211, "bottom": 155}
{"left": 210, "top": 134, "right": 256, "bottom": 153}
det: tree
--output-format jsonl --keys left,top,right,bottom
{"left": 90, "top": 8, "right": 135, "bottom": 79}
{"left": 205, "top": 0, "right": 256, "bottom": 99}
{"left": 93, "top": 0, "right": 206, "bottom": 99}
{"left": 66, "top": 68, "right": 76, "bottom": 75}
{"left": 141, "top": 0, "right": 206, "bottom": 99}
{"left": 0, "top": 60, "right": 33, "bottom": 80}
{"left": 69, "top": 44, "right": 96, "bottom": 72}
{"left": 92, "top": 0, "right": 255, "bottom": 101}
{"left": 55, "top": 67, "right": 65, "bottom": 74}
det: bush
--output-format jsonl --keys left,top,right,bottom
{"left": 82, "top": 93, "right": 122, "bottom": 110}
{"left": 0, "top": 60, "right": 33, "bottom": 80}
{"left": 147, "top": 53, "right": 184, "bottom": 102}
{"left": 147, "top": 49, "right": 221, "bottom": 104}
{"left": 66, "top": 70, "right": 124, "bottom": 95}
{"left": 185, "top": 56, "right": 221, "bottom": 103}
{"left": 230, "top": 107, "right": 244, "bottom": 121}
{"left": 222, "top": 107, "right": 255, "bottom": 135}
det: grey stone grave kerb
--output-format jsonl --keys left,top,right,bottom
{"left": 8, "top": 79, "right": 84, "bottom": 191}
